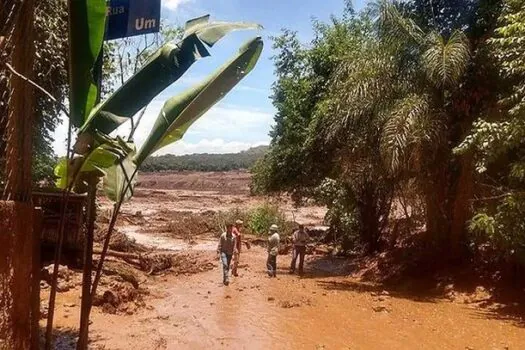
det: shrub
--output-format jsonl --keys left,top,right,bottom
{"left": 214, "top": 203, "right": 293, "bottom": 238}
{"left": 247, "top": 202, "right": 292, "bottom": 237}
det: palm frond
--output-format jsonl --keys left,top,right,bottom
{"left": 422, "top": 30, "right": 470, "bottom": 89}
{"left": 374, "top": 0, "right": 425, "bottom": 46}
{"left": 323, "top": 46, "right": 397, "bottom": 143}
{"left": 381, "top": 94, "right": 444, "bottom": 173}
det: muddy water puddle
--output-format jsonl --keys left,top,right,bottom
{"left": 120, "top": 225, "right": 217, "bottom": 251}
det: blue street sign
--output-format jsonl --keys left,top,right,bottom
{"left": 106, "top": 0, "right": 161, "bottom": 40}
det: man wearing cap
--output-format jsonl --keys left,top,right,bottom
{"left": 217, "top": 223, "right": 237, "bottom": 286}
{"left": 267, "top": 224, "right": 280, "bottom": 277}
{"left": 231, "top": 219, "right": 243, "bottom": 277}
{"left": 290, "top": 224, "right": 309, "bottom": 275}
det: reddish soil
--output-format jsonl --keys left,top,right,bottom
{"left": 46, "top": 247, "right": 525, "bottom": 349}
{"left": 42, "top": 171, "right": 525, "bottom": 349}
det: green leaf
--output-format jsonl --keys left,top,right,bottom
{"left": 54, "top": 158, "right": 70, "bottom": 189}
{"left": 135, "top": 36, "right": 264, "bottom": 165}
{"left": 80, "top": 15, "right": 262, "bottom": 135}
{"left": 54, "top": 137, "right": 135, "bottom": 191}
{"left": 103, "top": 145, "right": 137, "bottom": 202}
{"left": 68, "top": 0, "right": 107, "bottom": 127}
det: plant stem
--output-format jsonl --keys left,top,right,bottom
{"left": 44, "top": 120, "right": 73, "bottom": 350}
{"left": 77, "top": 180, "right": 97, "bottom": 349}
{"left": 90, "top": 168, "right": 138, "bottom": 307}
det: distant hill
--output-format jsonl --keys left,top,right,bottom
{"left": 139, "top": 145, "right": 268, "bottom": 172}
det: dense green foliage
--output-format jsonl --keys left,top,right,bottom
{"left": 253, "top": 0, "right": 514, "bottom": 260}
{"left": 456, "top": 0, "right": 525, "bottom": 266}
{"left": 31, "top": 0, "right": 68, "bottom": 183}
{"left": 140, "top": 145, "right": 267, "bottom": 172}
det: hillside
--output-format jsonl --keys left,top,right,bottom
{"left": 139, "top": 145, "right": 268, "bottom": 172}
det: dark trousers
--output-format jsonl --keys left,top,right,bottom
{"left": 291, "top": 245, "right": 306, "bottom": 273}
{"left": 266, "top": 254, "right": 277, "bottom": 277}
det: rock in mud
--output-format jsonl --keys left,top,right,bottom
{"left": 372, "top": 305, "right": 390, "bottom": 313}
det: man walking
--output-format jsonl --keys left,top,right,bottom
{"left": 232, "top": 219, "right": 243, "bottom": 277}
{"left": 267, "top": 224, "right": 280, "bottom": 277}
{"left": 290, "top": 224, "right": 309, "bottom": 275}
{"left": 217, "top": 223, "right": 237, "bottom": 286}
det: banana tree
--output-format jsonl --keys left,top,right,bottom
{"left": 45, "top": 2, "right": 263, "bottom": 349}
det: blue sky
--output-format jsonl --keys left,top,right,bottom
{"left": 53, "top": 0, "right": 366, "bottom": 156}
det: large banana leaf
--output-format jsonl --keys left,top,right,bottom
{"left": 68, "top": 0, "right": 107, "bottom": 127}
{"left": 80, "top": 15, "right": 261, "bottom": 135}
{"left": 135, "top": 36, "right": 263, "bottom": 165}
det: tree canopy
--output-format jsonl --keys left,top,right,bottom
{"left": 253, "top": 0, "right": 523, "bottom": 263}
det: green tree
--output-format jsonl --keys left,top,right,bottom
{"left": 456, "top": 0, "right": 525, "bottom": 266}
{"left": 254, "top": 0, "right": 502, "bottom": 256}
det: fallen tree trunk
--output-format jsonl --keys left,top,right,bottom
{"left": 93, "top": 248, "right": 140, "bottom": 261}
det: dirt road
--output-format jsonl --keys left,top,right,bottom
{"left": 58, "top": 245, "right": 521, "bottom": 350}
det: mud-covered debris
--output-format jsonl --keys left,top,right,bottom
{"left": 140, "top": 253, "right": 173, "bottom": 274}
{"left": 95, "top": 225, "right": 147, "bottom": 253}
{"left": 280, "top": 300, "right": 300, "bottom": 308}
{"left": 102, "top": 261, "right": 140, "bottom": 288}
{"left": 268, "top": 297, "right": 275, "bottom": 301}
{"left": 94, "top": 281, "right": 146, "bottom": 315}
{"left": 372, "top": 305, "right": 390, "bottom": 313}
{"left": 40, "top": 305, "right": 48, "bottom": 319}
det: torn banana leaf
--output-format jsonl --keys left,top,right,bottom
{"left": 135, "top": 36, "right": 263, "bottom": 165}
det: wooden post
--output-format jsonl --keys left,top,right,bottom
{"left": 0, "top": 0, "right": 37, "bottom": 348}
{"left": 31, "top": 208, "right": 43, "bottom": 350}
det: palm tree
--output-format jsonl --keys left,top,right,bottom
{"left": 320, "top": 0, "right": 473, "bottom": 255}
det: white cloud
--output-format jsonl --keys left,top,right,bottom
{"left": 162, "top": 0, "right": 194, "bottom": 11}
{"left": 130, "top": 103, "right": 274, "bottom": 147}
{"left": 52, "top": 102, "right": 274, "bottom": 158}
{"left": 154, "top": 138, "right": 269, "bottom": 156}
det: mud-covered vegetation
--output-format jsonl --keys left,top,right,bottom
{"left": 252, "top": 0, "right": 525, "bottom": 275}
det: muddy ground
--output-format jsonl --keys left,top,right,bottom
{"left": 42, "top": 171, "right": 525, "bottom": 349}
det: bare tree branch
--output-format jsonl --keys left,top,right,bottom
{"left": 4, "top": 62, "right": 70, "bottom": 117}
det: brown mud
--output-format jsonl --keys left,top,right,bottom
{"left": 44, "top": 246, "right": 525, "bottom": 349}
{"left": 42, "top": 171, "right": 525, "bottom": 349}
